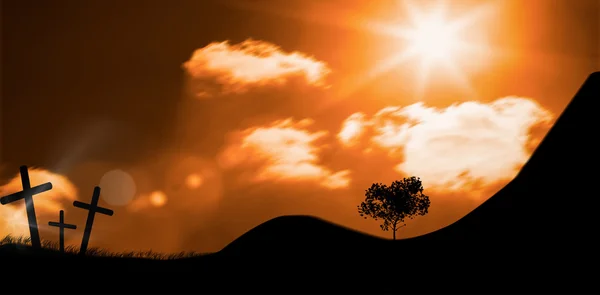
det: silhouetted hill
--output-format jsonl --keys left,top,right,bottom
{"left": 411, "top": 71, "right": 600, "bottom": 246}
{"left": 2, "top": 72, "right": 599, "bottom": 293}
{"left": 213, "top": 71, "right": 600, "bottom": 290}
{"left": 219, "top": 72, "right": 600, "bottom": 254}
{"left": 219, "top": 215, "right": 389, "bottom": 259}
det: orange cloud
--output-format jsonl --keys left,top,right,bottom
{"left": 0, "top": 168, "right": 78, "bottom": 237}
{"left": 183, "top": 39, "right": 331, "bottom": 97}
{"left": 338, "top": 112, "right": 371, "bottom": 148}
{"left": 220, "top": 118, "right": 351, "bottom": 189}
{"left": 338, "top": 97, "right": 553, "bottom": 196}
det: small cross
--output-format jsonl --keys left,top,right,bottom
{"left": 73, "top": 186, "right": 114, "bottom": 255}
{"left": 0, "top": 165, "right": 53, "bottom": 249}
{"left": 48, "top": 210, "right": 77, "bottom": 253}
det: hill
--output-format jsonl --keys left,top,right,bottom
{"left": 1, "top": 72, "right": 599, "bottom": 293}
{"left": 219, "top": 72, "right": 600, "bottom": 267}
{"left": 410, "top": 71, "right": 600, "bottom": 245}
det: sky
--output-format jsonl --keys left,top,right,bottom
{"left": 1, "top": 0, "right": 598, "bottom": 253}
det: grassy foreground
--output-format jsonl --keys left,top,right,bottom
{"left": 0, "top": 234, "right": 207, "bottom": 259}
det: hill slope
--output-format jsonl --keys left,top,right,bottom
{"left": 410, "top": 71, "right": 600, "bottom": 244}
{"left": 219, "top": 215, "right": 389, "bottom": 259}
{"left": 221, "top": 72, "right": 600, "bottom": 254}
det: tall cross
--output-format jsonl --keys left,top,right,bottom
{"left": 73, "top": 186, "right": 113, "bottom": 255}
{"left": 0, "top": 165, "right": 53, "bottom": 249}
{"left": 48, "top": 210, "right": 77, "bottom": 253}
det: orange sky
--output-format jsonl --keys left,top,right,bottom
{"left": 1, "top": 0, "right": 598, "bottom": 253}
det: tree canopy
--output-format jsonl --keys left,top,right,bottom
{"left": 358, "top": 176, "right": 431, "bottom": 240}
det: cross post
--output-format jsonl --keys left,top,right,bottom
{"left": 73, "top": 186, "right": 114, "bottom": 255}
{"left": 48, "top": 210, "right": 77, "bottom": 253}
{"left": 0, "top": 165, "right": 53, "bottom": 249}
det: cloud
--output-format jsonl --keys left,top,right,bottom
{"left": 337, "top": 97, "right": 553, "bottom": 195}
{"left": 338, "top": 112, "right": 371, "bottom": 147}
{"left": 219, "top": 118, "right": 351, "bottom": 189}
{"left": 183, "top": 39, "right": 331, "bottom": 97}
{"left": 0, "top": 168, "right": 78, "bottom": 237}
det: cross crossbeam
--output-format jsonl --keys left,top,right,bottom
{"left": 72, "top": 201, "right": 114, "bottom": 216}
{"left": 0, "top": 165, "right": 53, "bottom": 249}
{"left": 48, "top": 210, "right": 77, "bottom": 253}
{"left": 0, "top": 183, "right": 53, "bottom": 205}
{"left": 73, "top": 186, "right": 114, "bottom": 255}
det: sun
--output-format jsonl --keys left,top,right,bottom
{"left": 404, "top": 13, "right": 460, "bottom": 62}
{"left": 363, "top": 0, "right": 495, "bottom": 99}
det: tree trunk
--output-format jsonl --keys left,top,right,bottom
{"left": 393, "top": 228, "right": 396, "bottom": 240}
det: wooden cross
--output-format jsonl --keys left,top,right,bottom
{"left": 73, "top": 186, "right": 113, "bottom": 255}
{"left": 0, "top": 165, "right": 53, "bottom": 249}
{"left": 48, "top": 210, "right": 77, "bottom": 253}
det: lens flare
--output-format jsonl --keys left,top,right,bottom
{"left": 150, "top": 191, "right": 167, "bottom": 207}
{"left": 185, "top": 173, "right": 204, "bottom": 189}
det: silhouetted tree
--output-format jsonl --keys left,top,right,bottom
{"left": 358, "top": 176, "right": 431, "bottom": 240}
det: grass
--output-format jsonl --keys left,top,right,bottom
{"left": 0, "top": 235, "right": 207, "bottom": 260}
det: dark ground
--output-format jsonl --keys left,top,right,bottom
{"left": 1, "top": 72, "right": 599, "bottom": 293}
